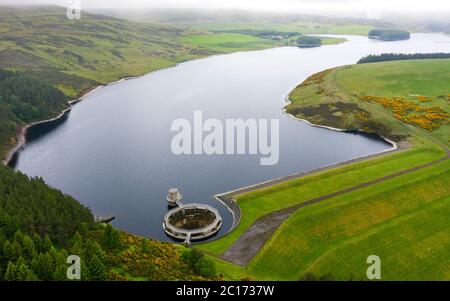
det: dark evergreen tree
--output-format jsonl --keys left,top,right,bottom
{"left": 195, "top": 258, "right": 217, "bottom": 277}
{"left": 4, "top": 261, "right": 16, "bottom": 281}
{"left": 85, "top": 239, "right": 106, "bottom": 263}
{"left": 42, "top": 235, "right": 54, "bottom": 253}
{"left": 53, "top": 249, "right": 69, "bottom": 281}
{"left": 16, "top": 262, "right": 37, "bottom": 281}
{"left": 32, "top": 233, "right": 42, "bottom": 253}
{"left": 21, "top": 235, "right": 36, "bottom": 262}
{"left": 87, "top": 254, "right": 107, "bottom": 281}
{"left": 181, "top": 248, "right": 217, "bottom": 277}
{"left": 31, "top": 252, "right": 54, "bottom": 281}
{"left": 358, "top": 52, "right": 450, "bottom": 64}
{"left": 102, "top": 224, "right": 122, "bottom": 250}
{"left": 2, "top": 240, "right": 13, "bottom": 265}
{"left": 11, "top": 240, "right": 22, "bottom": 263}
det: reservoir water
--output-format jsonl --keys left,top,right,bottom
{"left": 13, "top": 34, "right": 450, "bottom": 241}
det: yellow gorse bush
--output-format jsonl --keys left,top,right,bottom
{"left": 360, "top": 95, "right": 449, "bottom": 130}
{"left": 416, "top": 95, "right": 434, "bottom": 102}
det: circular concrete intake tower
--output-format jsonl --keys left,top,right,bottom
{"left": 163, "top": 203, "right": 222, "bottom": 245}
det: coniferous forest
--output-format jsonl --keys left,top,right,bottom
{"left": 357, "top": 52, "right": 450, "bottom": 64}
{"left": 0, "top": 69, "right": 68, "bottom": 157}
{"left": 0, "top": 71, "right": 216, "bottom": 281}
{"left": 0, "top": 166, "right": 214, "bottom": 280}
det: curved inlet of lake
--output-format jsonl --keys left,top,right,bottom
{"left": 13, "top": 34, "right": 450, "bottom": 241}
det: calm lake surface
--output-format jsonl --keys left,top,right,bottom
{"left": 14, "top": 34, "right": 450, "bottom": 241}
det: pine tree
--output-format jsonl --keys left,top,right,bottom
{"left": 0, "top": 232, "right": 6, "bottom": 254}
{"left": 70, "top": 232, "right": 84, "bottom": 259}
{"left": 102, "top": 224, "right": 121, "bottom": 250}
{"left": 52, "top": 249, "right": 69, "bottom": 281}
{"left": 72, "top": 231, "right": 83, "bottom": 246}
{"left": 87, "top": 254, "right": 107, "bottom": 281}
{"left": 42, "top": 235, "right": 53, "bottom": 253}
{"left": 21, "top": 235, "right": 36, "bottom": 262}
{"left": 13, "top": 231, "right": 24, "bottom": 245}
{"left": 32, "top": 233, "right": 42, "bottom": 253}
{"left": 4, "top": 261, "right": 16, "bottom": 281}
{"left": 16, "top": 262, "right": 37, "bottom": 281}
{"left": 78, "top": 222, "right": 89, "bottom": 237}
{"left": 31, "top": 252, "right": 55, "bottom": 281}
{"left": 2, "top": 240, "right": 13, "bottom": 264}
{"left": 80, "top": 257, "right": 90, "bottom": 281}
{"left": 85, "top": 239, "right": 106, "bottom": 263}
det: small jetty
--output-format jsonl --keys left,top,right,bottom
{"left": 95, "top": 215, "right": 115, "bottom": 224}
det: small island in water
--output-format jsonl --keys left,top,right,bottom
{"left": 368, "top": 29, "right": 411, "bottom": 41}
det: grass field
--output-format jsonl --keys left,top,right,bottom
{"left": 192, "top": 22, "right": 375, "bottom": 36}
{"left": 199, "top": 143, "right": 444, "bottom": 256}
{"left": 199, "top": 59, "right": 450, "bottom": 280}
{"left": 118, "top": 10, "right": 382, "bottom": 36}
{"left": 334, "top": 60, "right": 450, "bottom": 147}
{"left": 182, "top": 33, "right": 276, "bottom": 52}
{"left": 249, "top": 159, "right": 450, "bottom": 280}
{"left": 182, "top": 32, "right": 346, "bottom": 53}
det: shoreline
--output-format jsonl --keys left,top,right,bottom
{"left": 207, "top": 90, "right": 403, "bottom": 239}
{"left": 2, "top": 105, "right": 76, "bottom": 167}
{"left": 282, "top": 93, "right": 398, "bottom": 149}
{"left": 1, "top": 53, "right": 272, "bottom": 167}
{"left": 2, "top": 85, "right": 95, "bottom": 166}
{"left": 1, "top": 76, "right": 142, "bottom": 167}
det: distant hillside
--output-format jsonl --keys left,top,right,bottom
{"left": 93, "top": 8, "right": 396, "bottom": 34}
{"left": 0, "top": 5, "right": 209, "bottom": 97}
{"left": 368, "top": 29, "right": 410, "bottom": 41}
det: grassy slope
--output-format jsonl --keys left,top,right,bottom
{"left": 191, "top": 21, "right": 375, "bottom": 36}
{"left": 109, "top": 10, "right": 388, "bottom": 36}
{"left": 182, "top": 33, "right": 277, "bottom": 52}
{"left": 0, "top": 6, "right": 208, "bottom": 97}
{"left": 287, "top": 59, "right": 450, "bottom": 146}
{"left": 0, "top": 6, "right": 348, "bottom": 100}
{"left": 199, "top": 145, "right": 443, "bottom": 256}
{"left": 182, "top": 32, "right": 345, "bottom": 53}
{"left": 200, "top": 60, "right": 449, "bottom": 280}
{"left": 249, "top": 159, "right": 450, "bottom": 280}
{"left": 334, "top": 60, "right": 450, "bottom": 147}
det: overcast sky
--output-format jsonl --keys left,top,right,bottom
{"left": 1, "top": 0, "right": 449, "bottom": 16}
